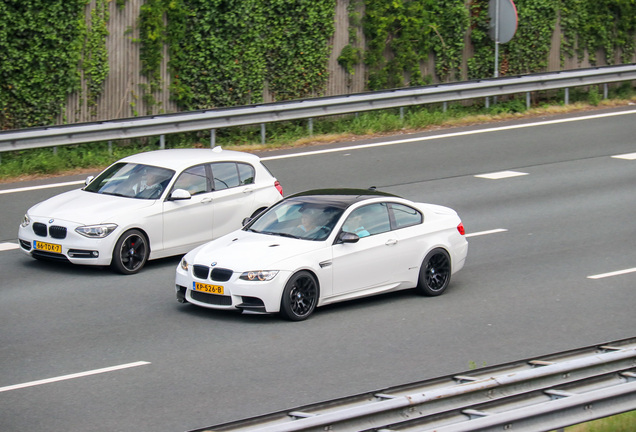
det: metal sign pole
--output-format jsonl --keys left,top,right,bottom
{"left": 494, "top": 0, "right": 500, "bottom": 78}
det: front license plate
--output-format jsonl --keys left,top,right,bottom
{"left": 33, "top": 240, "right": 62, "bottom": 254}
{"left": 193, "top": 282, "right": 224, "bottom": 295}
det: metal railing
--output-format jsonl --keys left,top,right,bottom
{"left": 189, "top": 338, "right": 636, "bottom": 432}
{"left": 1, "top": 64, "right": 635, "bottom": 154}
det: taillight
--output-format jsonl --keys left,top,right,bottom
{"left": 274, "top": 180, "right": 283, "bottom": 196}
{"left": 457, "top": 223, "right": 465, "bottom": 235}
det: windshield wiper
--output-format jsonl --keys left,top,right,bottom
{"left": 260, "top": 231, "right": 300, "bottom": 239}
{"left": 100, "top": 191, "right": 130, "bottom": 198}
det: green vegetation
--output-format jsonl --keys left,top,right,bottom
{"left": 2, "top": 1, "right": 635, "bottom": 130}
{"left": 0, "top": 0, "right": 87, "bottom": 129}
{"left": 1, "top": 82, "right": 633, "bottom": 182}
{"left": 564, "top": 410, "right": 636, "bottom": 432}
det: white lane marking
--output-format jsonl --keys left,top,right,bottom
{"left": 465, "top": 228, "right": 508, "bottom": 238}
{"left": 587, "top": 267, "right": 636, "bottom": 280}
{"left": 1, "top": 110, "right": 634, "bottom": 194}
{"left": 475, "top": 170, "right": 528, "bottom": 180}
{"left": 261, "top": 109, "right": 636, "bottom": 161}
{"left": 0, "top": 242, "right": 19, "bottom": 251}
{"left": 0, "top": 180, "right": 84, "bottom": 195}
{"left": 612, "top": 152, "right": 636, "bottom": 160}
{"left": 0, "top": 361, "right": 151, "bottom": 393}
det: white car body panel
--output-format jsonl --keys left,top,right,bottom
{"left": 175, "top": 192, "right": 468, "bottom": 318}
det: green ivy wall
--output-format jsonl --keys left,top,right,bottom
{"left": 0, "top": 0, "right": 634, "bottom": 130}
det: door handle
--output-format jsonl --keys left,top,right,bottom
{"left": 200, "top": 197, "right": 212, "bottom": 204}
{"left": 243, "top": 187, "right": 254, "bottom": 194}
{"left": 385, "top": 239, "right": 398, "bottom": 246}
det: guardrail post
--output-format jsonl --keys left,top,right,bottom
{"left": 108, "top": 140, "right": 112, "bottom": 155}
{"left": 210, "top": 129, "right": 216, "bottom": 148}
{"left": 308, "top": 118, "right": 313, "bottom": 137}
{"left": 603, "top": 83, "right": 608, "bottom": 99}
{"left": 443, "top": 101, "right": 448, "bottom": 112}
{"left": 53, "top": 146, "right": 58, "bottom": 156}
{"left": 526, "top": 92, "right": 531, "bottom": 109}
{"left": 400, "top": 107, "right": 405, "bottom": 120}
{"left": 260, "top": 123, "right": 266, "bottom": 144}
{"left": 159, "top": 134, "right": 165, "bottom": 149}
{"left": 564, "top": 88, "right": 569, "bottom": 105}
{"left": 485, "top": 97, "right": 490, "bottom": 108}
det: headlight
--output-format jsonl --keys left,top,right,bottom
{"left": 20, "top": 214, "right": 31, "bottom": 228}
{"left": 180, "top": 257, "right": 189, "bottom": 271}
{"left": 75, "top": 224, "right": 118, "bottom": 238}
{"left": 239, "top": 270, "right": 279, "bottom": 281}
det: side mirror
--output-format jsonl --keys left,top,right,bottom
{"left": 169, "top": 188, "right": 192, "bottom": 201}
{"left": 242, "top": 217, "right": 252, "bottom": 227}
{"left": 337, "top": 231, "right": 360, "bottom": 244}
{"left": 85, "top": 175, "right": 94, "bottom": 186}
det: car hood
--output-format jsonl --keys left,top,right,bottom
{"left": 28, "top": 189, "right": 156, "bottom": 224}
{"left": 189, "top": 230, "right": 325, "bottom": 270}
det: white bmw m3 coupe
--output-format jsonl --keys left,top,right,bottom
{"left": 175, "top": 188, "right": 467, "bottom": 320}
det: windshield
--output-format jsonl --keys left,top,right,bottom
{"left": 247, "top": 200, "right": 345, "bottom": 241}
{"left": 84, "top": 162, "right": 175, "bottom": 200}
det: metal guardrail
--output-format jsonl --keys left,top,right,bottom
{"left": 1, "top": 64, "right": 635, "bottom": 153}
{"left": 190, "top": 338, "right": 636, "bottom": 432}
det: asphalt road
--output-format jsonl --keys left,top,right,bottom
{"left": 1, "top": 106, "right": 636, "bottom": 431}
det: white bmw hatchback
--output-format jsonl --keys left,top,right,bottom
{"left": 18, "top": 148, "right": 283, "bottom": 274}
{"left": 175, "top": 188, "right": 467, "bottom": 321}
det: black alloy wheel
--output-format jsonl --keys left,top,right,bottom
{"left": 111, "top": 229, "right": 149, "bottom": 275}
{"left": 280, "top": 271, "right": 318, "bottom": 321}
{"left": 417, "top": 248, "right": 451, "bottom": 296}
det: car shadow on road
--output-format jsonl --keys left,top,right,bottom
{"left": 17, "top": 254, "right": 183, "bottom": 277}
{"left": 173, "top": 288, "right": 424, "bottom": 325}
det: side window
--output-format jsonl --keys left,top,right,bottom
{"left": 342, "top": 203, "right": 391, "bottom": 237}
{"left": 237, "top": 163, "right": 255, "bottom": 185}
{"left": 173, "top": 165, "right": 209, "bottom": 196}
{"left": 390, "top": 203, "right": 423, "bottom": 229}
{"left": 211, "top": 162, "right": 240, "bottom": 190}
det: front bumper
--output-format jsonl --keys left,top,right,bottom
{"left": 175, "top": 266, "right": 289, "bottom": 314}
{"left": 18, "top": 219, "right": 117, "bottom": 266}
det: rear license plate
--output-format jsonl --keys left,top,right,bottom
{"left": 33, "top": 240, "right": 62, "bottom": 253}
{"left": 193, "top": 282, "right": 224, "bottom": 295}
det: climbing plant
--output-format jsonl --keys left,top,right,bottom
{"left": 1, "top": 0, "right": 634, "bottom": 130}
{"left": 560, "top": 0, "right": 636, "bottom": 66}
{"left": 363, "top": 0, "right": 435, "bottom": 90}
{"left": 138, "top": 0, "right": 167, "bottom": 113}
{"left": 337, "top": 1, "right": 364, "bottom": 78}
{"left": 165, "top": 0, "right": 267, "bottom": 110}
{"left": 429, "top": 0, "right": 470, "bottom": 82}
{"left": 264, "top": 0, "right": 335, "bottom": 101}
{"left": 0, "top": 0, "right": 87, "bottom": 129}
{"left": 83, "top": 0, "right": 110, "bottom": 113}
{"left": 361, "top": 0, "right": 468, "bottom": 90}
{"left": 165, "top": 0, "right": 335, "bottom": 110}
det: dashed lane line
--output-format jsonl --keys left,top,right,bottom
{"left": 0, "top": 242, "right": 19, "bottom": 251}
{"left": 475, "top": 171, "right": 529, "bottom": 180}
{"left": 0, "top": 361, "right": 151, "bottom": 393}
{"left": 465, "top": 228, "right": 508, "bottom": 238}
{"left": 0, "top": 180, "right": 84, "bottom": 195}
{"left": 587, "top": 267, "right": 636, "bottom": 280}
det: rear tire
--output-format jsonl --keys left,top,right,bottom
{"left": 111, "top": 229, "right": 149, "bottom": 275}
{"left": 416, "top": 248, "right": 451, "bottom": 296}
{"left": 279, "top": 271, "right": 318, "bottom": 321}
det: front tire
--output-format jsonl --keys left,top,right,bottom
{"left": 279, "top": 271, "right": 318, "bottom": 321}
{"left": 416, "top": 248, "right": 451, "bottom": 296}
{"left": 111, "top": 229, "right": 149, "bottom": 275}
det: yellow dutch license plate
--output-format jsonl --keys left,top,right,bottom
{"left": 193, "top": 282, "right": 224, "bottom": 295}
{"left": 33, "top": 240, "right": 62, "bottom": 254}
